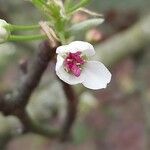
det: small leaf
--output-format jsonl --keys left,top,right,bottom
{"left": 70, "top": 18, "right": 104, "bottom": 34}
{"left": 31, "top": 0, "right": 53, "bottom": 19}
{"left": 31, "top": 0, "right": 46, "bottom": 8}
{"left": 67, "top": 0, "right": 90, "bottom": 14}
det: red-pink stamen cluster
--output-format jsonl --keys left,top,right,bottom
{"left": 64, "top": 51, "right": 85, "bottom": 77}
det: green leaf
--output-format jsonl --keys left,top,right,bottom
{"left": 67, "top": 0, "right": 90, "bottom": 13}
{"left": 31, "top": 0, "right": 53, "bottom": 20}
{"left": 31, "top": 0, "right": 46, "bottom": 8}
{"left": 69, "top": 18, "right": 104, "bottom": 33}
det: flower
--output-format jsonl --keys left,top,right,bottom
{"left": 55, "top": 41, "right": 111, "bottom": 90}
{"left": 0, "top": 19, "right": 9, "bottom": 43}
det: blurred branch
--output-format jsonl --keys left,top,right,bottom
{"left": 0, "top": 40, "right": 59, "bottom": 136}
{"left": 95, "top": 13, "right": 150, "bottom": 66}
{"left": 0, "top": 39, "right": 78, "bottom": 142}
{"left": 60, "top": 81, "right": 78, "bottom": 141}
{"left": 17, "top": 110, "right": 60, "bottom": 138}
{"left": 135, "top": 50, "right": 150, "bottom": 150}
{"left": 0, "top": 41, "right": 56, "bottom": 114}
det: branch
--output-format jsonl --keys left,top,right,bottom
{"left": 95, "top": 14, "right": 150, "bottom": 66}
{"left": 2, "top": 41, "right": 56, "bottom": 113}
{"left": 0, "top": 39, "right": 77, "bottom": 140}
{"left": 17, "top": 110, "right": 60, "bottom": 138}
{"left": 60, "top": 81, "right": 78, "bottom": 141}
{"left": 0, "top": 40, "right": 59, "bottom": 136}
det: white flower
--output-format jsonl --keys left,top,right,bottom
{"left": 0, "top": 19, "right": 9, "bottom": 43}
{"left": 55, "top": 41, "right": 111, "bottom": 90}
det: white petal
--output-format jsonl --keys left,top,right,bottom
{"left": 0, "top": 28, "right": 7, "bottom": 36}
{"left": 0, "top": 19, "right": 8, "bottom": 27}
{"left": 0, "top": 19, "right": 9, "bottom": 43}
{"left": 82, "top": 61, "right": 111, "bottom": 90}
{"left": 55, "top": 55, "right": 84, "bottom": 85}
{"left": 0, "top": 28, "right": 8, "bottom": 43}
{"left": 68, "top": 41, "right": 95, "bottom": 56}
{"left": 55, "top": 55, "right": 64, "bottom": 71}
{"left": 56, "top": 41, "right": 95, "bottom": 57}
{"left": 56, "top": 45, "right": 70, "bottom": 54}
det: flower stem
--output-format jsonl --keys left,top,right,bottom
{"left": 8, "top": 24, "right": 40, "bottom": 31}
{"left": 8, "top": 34, "right": 47, "bottom": 42}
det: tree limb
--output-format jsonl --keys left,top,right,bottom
{"left": 60, "top": 81, "right": 78, "bottom": 141}
{"left": 0, "top": 40, "right": 59, "bottom": 136}
{"left": 95, "top": 14, "right": 150, "bottom": 66}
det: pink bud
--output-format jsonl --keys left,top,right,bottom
{"left": 86, "top": 28, "right": 103, "bottom": 44}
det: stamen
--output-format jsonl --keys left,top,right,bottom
{"left": 66, "top": 59, "right": 72, "bottom": 62}
{"left": 64, "top": 51, "right": 85, "bottom": 77}
{"left": 76, "top": 63, "right": 81, "bottom": 65}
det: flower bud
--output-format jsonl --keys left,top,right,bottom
{"left": 86, "top": 28, "right": 103, "bottom": 43}
{"left": 72, "top": 12, "right": 88, "bottom": 23}
{"left": 0, "top": 19, "right": 10, "bottom": 43}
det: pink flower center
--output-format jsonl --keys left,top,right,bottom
{"left": 64, "top": 51, "right": 85, "bottom": 77}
